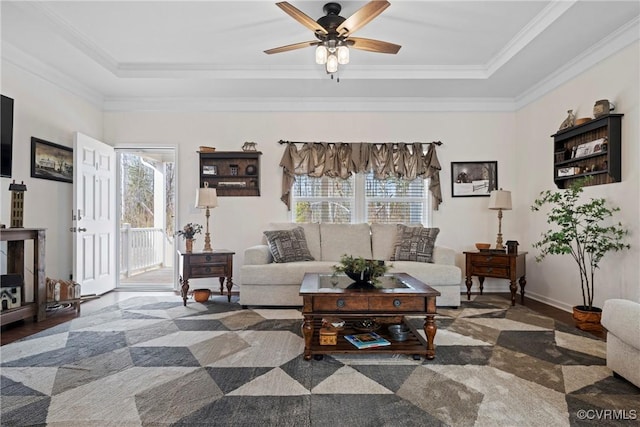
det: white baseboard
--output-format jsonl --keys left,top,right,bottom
{"left": 458, "top": 284, "right": 573, "bottom": 313}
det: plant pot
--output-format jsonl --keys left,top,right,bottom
{"left": 193, "top": 288, "right": 211, "bottom": 303}
{"left": 572, "top": 305, "right": 603, "bottom": 332}
{"left": 185, "top": 238, "right": 194, "bottom": 253}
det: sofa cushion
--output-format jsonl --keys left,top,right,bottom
{"left": 241, "top": 261, "right": 337, "bottom": 285}
{"left": 268, "top": 223, "right": 321, "bottom": 260}
{"left": 391, "top": 224, "right": 440, "bottom": 263}
{"left": 371, "top": 223, "right": 422, "bottom": 260}
{"left": 320, "top": 223, "right": 373, "bottom": 261}
{"left": 263, "top": 227, "right": 314, "bottom": 263}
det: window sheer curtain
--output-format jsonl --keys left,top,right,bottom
{"left": 279, "top": 142, "right": 443, "bottom": 210}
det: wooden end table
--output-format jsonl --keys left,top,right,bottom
{"left": 178, "top": 249, "right": 235, "bottom": 306}
{"left": 299, "top": 273, "right": 440, "bottom": 361}
{"left": 464, "top": 251, "right": 527, "bottom": 306}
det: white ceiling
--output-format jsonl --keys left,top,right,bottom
{"left": 2, "top": 1, "right": 639, "bottom": 111}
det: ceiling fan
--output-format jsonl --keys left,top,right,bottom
{"left": 264, "top": 1, "right": 401, "bottom": 74}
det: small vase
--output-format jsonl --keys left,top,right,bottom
{"left": 185, "top": 238, "right": 194, "bottom": 253}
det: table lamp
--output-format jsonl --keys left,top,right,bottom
{"left": 195, "top": 182, "right": 218, "bottom": 252}
{"left": 488, "top": 189, "right": 512, "bottom": 250}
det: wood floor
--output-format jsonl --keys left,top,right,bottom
{"left": 0, "top": 292, "right": 604, "bottom": 346}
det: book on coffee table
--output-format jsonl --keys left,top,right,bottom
{"left": 344, "top": 332, "right": 391, "bottom": 349}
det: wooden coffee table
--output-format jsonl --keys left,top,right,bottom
{"left": 299, "top": 273, "right": 440, "bottom": 361}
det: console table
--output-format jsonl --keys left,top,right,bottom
{"left": 177, "top": 249, "right": 234, "bottom": 306}
{"left": 1, "top": 228, "right": 46, "bottom": 326}
{"left": 464, "top": 251, "right": 527, "bottom": 306}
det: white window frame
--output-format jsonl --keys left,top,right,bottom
{"left": 291, "top": 173, "right": 432, "bottom": 226}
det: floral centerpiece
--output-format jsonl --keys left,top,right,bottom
{"left": 176, "top": 223, "right": 203, "bottom": 253}
{"left": 176, "top": 223, "right": 203, "bottom": 240}
{"left": 333, "top": 254, "right": 390, "bottom": 288}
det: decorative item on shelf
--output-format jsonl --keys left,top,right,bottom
{"left": 199, "top": 146, "right": 216, "bottom": 153}
{"left": 245, "top": 165, "right": 257, "bottom": 175}
{"left": 506, "top": 240, "right": 519, "bottom": 255}
{"left": 242, "top": 142, "right": 257, "bottom": 151}
{"left": 388, "top": 324, "right": 410, "bottom": 341}
{"left": 574, "top": 117, "right": 591, "bottom": 126}
{"left": 176, "top": 223, "right": 203, "bottom": 253}
{"left": 8, "top": 180, "right": 27, "bottom": 228}
{"left": 195, "top": 182, "right": 218, "bottom": 252}
{"left": 488, "top": 189, "right": 512, "bottom": 250}
{"left": 531, "top": 179, "right": 630, "bottom": 332}
{"left": 193, "top": 288, "right": 211, "bottom": 302}
{"left": 319, "top": 328, "right": 338, "bottom": 345}
{"left": 601, "top": 141, "right": 608, "bottom": 152}
{"left": 559, "top": 109, "right": 576, "bottom": 130}
{"left": 352, "top": 318, "right": 381, "bottom": 332}
{"left": 230, "top": 165, "right": 239, "bottom": 176}
{"left": 475, "top": 243, "right": 491, "bottom": 250}
{"left": 593, "top": 99, "right": 615, "bottom": 118}
{"left": 332, "top": 254, "right": 390, "bottom": 288}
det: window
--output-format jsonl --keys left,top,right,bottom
{"left": 292, "top": 172, "right": 429, "bottom": 225}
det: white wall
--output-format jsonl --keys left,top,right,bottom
{"left": 517, "top": 42, "right": 640, "bottom": 309}
{"left": 103, "top": 111, "right": 517, "bottom": 286}
{"left": 1, "top": 61, "right": 103, "bottom": 282}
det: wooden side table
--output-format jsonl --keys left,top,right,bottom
{"left": 177, "top": 249, "right": 235, "bottom": 306}
{"left": 464, "top": 251, "right": 527, "bottom": 306}
{"left": 1, "top": 228, "right": 46, "bottom": 326}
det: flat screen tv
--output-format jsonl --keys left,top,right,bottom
{"left": 1, "top": 95, "right": 14, "bottom": 178}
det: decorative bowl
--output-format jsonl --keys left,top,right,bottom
{"left": 352, "top": 319, "right": 380, "bottom": 332}
{"left": 193, "top": 288, "right": 211, "bottom": 302}
{"left": 475, "top": 243, "right": 491, "bottom": 250}
{"left": 388, "top": 324, "right": 410, "bottom": 341}
{"left": 575, "top": 117, "right": 592, "bottom": 126}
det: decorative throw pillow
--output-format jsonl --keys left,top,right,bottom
{"left": 390, "top": 224, "right": 440, "bottom": 263}
{"left": 263, "top": 227, "right": 315, "bottom": 263}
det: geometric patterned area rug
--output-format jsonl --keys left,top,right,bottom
{"left": 1, "top": 294, "right": 638, "bottom": 426}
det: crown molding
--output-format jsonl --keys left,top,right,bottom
{"left": 485, "top": 0, "right": 576, "bottom": 77}
{"left": 101, "top": 96, "right": 517, "bottom": 113}
{"left": 1, "top": 41, "right": 104, "bottom": 108}
{"left": 515, "top": 16, "right": 640, "bottom": 110}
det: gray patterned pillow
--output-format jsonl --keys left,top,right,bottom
{"left": 390, "top": 224, "right": 440, "bottom": 263}
{"left": 263, "top": 227, "right": 315, "bottom": 263}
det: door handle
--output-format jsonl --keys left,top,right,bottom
{"left": 78, "top": 227, "right": 87, "bottom": 232}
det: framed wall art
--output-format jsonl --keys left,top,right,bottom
{"left": 31, "top": 137, "right": 73, "bottom": 183}
{"left": 451, "top": 161, "right": 498, "bottom": 197}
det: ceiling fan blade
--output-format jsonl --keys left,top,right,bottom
{"left": 276, "top": 2, "right": 328, "bottom": 35}
{"left": 336, "top": 0, "right": 390, "bottom": 36}
{"left": 264, "top": 40, "right": 319, "bottom": 55}
{"left": 348, "top": 37, "right": 401, "bottom": 54}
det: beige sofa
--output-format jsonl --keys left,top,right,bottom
{"left": 601, "top": 299, "right": 640, "bottom": 388}
{"left": 240, "top": 223, "right": 462, "bottom": 308}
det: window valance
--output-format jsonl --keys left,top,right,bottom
{"left": 279, "top": 141, "right": 443, "bottom": 211}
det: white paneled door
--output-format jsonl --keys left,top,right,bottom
{"left": 73, "top": 132, "right": 116, "bottom": 296}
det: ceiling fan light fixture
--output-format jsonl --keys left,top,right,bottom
{"left": 326, "top": 53, "right": 338, "bottom": 73}
{"left": 327, "top": 39, "right": 337, "bottom": 53}
{"left": 315, "top": 45, "right": 328, "bottom": 64}
{"left": 337, "top": 45, "right": 349, "bottom": 64}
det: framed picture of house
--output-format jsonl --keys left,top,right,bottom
{"left": 451, "top": 161, "right": 498, "bottom": 197}
{"left": 30, "top": 137, "right": 73, "bottom": 183}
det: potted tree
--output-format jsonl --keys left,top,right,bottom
{"left": 531, "top": 180, "right": 630, "bottom": 331}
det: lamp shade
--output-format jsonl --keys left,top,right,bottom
{"left": 488, "top": 189, "right": 512, "bottom": 210}
{"left": 195, "top": 184, "right": 218, "bottom": 209}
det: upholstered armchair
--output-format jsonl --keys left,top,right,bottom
{"left": 601, "top": 299, "right": 640, "bottom": 388}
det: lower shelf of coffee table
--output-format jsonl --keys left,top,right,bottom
{"left": 308, "top": 317, "right": 428, "bottom": 357}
